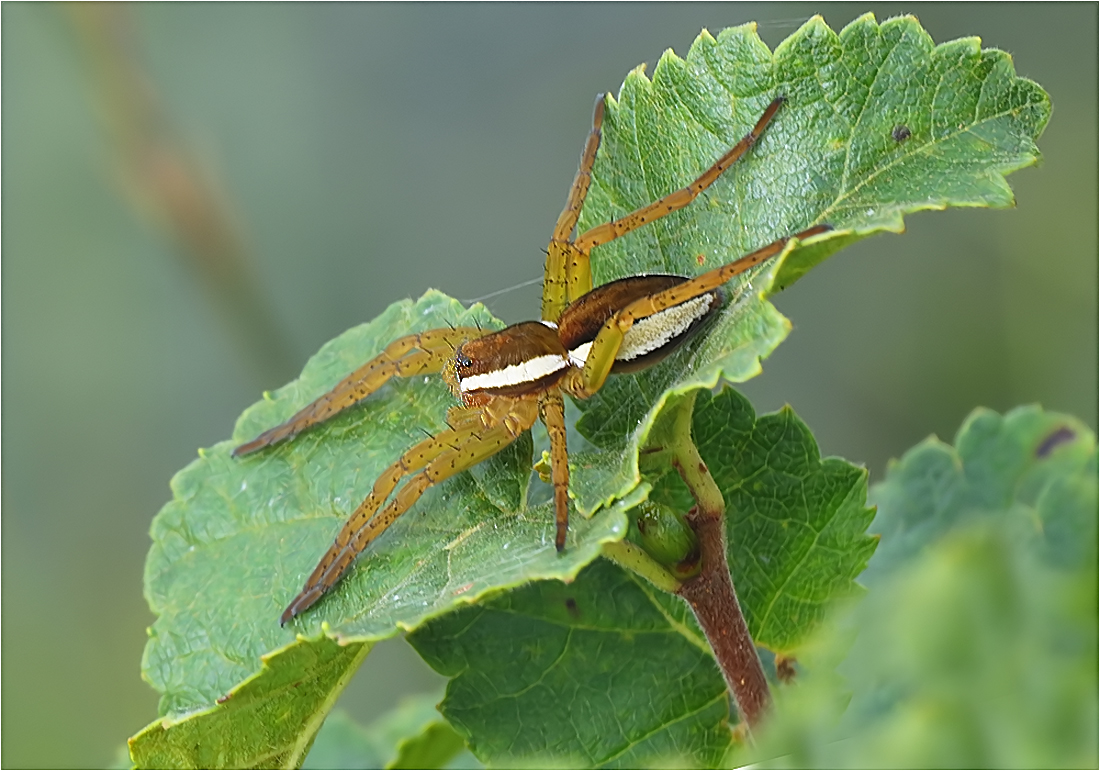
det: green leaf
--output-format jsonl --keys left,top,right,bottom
{"left": 651, "top": 389, "right": 877, "bottom": 653}
{"left": 411, "top": 559, "right": 732, "bottom": 769}
{"left": 137, "top": 13, "right": 1048, "bottom": 765}
{"left": 408, "top": 389, "right": 874, "bottom": 767}
{"left": 572, "top": 12, "right": 1049, "bottom": 517}
{"left": 144, "top": 291, "right": 635, "bottom": 719}
{"left": 389, "top": 721, "right": 471, "bottom": 770}
{"left": 130, "top": 635, "right": 370, "bottom": 769}
{"left": 738, "top": 405, "right": 1098, "bottom": 767}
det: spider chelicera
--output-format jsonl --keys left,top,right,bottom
{"left": 234, "top": 93, "right": 831, "bottom": 625}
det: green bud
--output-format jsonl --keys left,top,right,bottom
{"left": 633, "top": 501, "right": 700, "bottom": 576}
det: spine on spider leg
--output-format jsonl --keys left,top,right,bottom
{"left": 280, "top": 474, "right": 435, "bottom": 626}
{"left": 572, "top": 95, "right": 789, "bottom": 254}
{"left": 553, "top": 93, "right": 605, "bottom": 240}
{"left": 233, "top": 357, "right": 402, "bottom": 456}
{"left": 637, "top": 223, "right": 834, "bottom": 317}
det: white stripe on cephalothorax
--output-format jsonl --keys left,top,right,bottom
{"left": 617, "top": 294, "right": 714, "bottom": 362}
{"left": 459, "top": 353, "right": 569, "bottom": 393}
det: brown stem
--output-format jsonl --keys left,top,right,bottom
{"left": 664, "top": 393, "right": 771, "bottom": 730}
{"left": 676, "top": 507, "right": 770, "bottom": 729}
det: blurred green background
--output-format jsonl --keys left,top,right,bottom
{"left": 2, "top": 3, "right": 1095, "bottom": 767}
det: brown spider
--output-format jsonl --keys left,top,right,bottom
{"left": 233, "top": 94, "right": 830, "bottom": 625}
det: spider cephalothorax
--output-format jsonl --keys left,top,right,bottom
{"left": 233, "top": 94, "right": 831, "bottom": 625}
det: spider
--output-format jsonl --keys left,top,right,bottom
{"left": 234, "top": 93, "right": 831, "bottom": 625}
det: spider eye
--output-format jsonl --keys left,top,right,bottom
{"left": 455, "top": 352, "right": 472, "bottom": 368}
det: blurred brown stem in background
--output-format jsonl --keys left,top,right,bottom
{"left": 68, "top": 3, "right": 299, "bottom": 386}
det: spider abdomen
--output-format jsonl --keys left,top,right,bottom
{"left": 558, "top": 274, "right": 722, "bottom": 373}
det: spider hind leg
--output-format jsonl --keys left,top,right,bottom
{"left": 280, "top": 397, "right": 540, "bottom": 624}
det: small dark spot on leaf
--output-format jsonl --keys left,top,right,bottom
{"left": 564, "top": 597, "right": 580, "bottom": 618}
{"left": 292, "top": 681, "right": 302, "bottom": 689}
{"left": 892, "top": 124, "right": 911, "bottom": 142}
{"left": 776, "top": 655, "right": 798, "bottom": 683}
{"left": 696, "top": 254, "right": 705, "bottom": 266}
{"left": 1037, "top": 426, "right": 1076, "bottom": 458}
{"left": 636, "top": 517, "right": 648, "bottom": 534}
{"left": 216, "top": 693, "right": 232, "bottom": 704}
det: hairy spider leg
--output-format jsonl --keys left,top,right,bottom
{"left": 567, "top": 224, "right": 833, "bottom": 397}
{"left": 281, "top": 397, "right": 541, "bottom": 624}
{"left": 280, "top": 418, "right": 485, "bottom": 623}
{"left": 536, "top": 95, "right": 608, "bottom": 550}
{"left": 543, "top": 94, "right": 606, "bottom": 322}
{"left": 539, "top": 393, "right": 571, "bottom": 551}
{"left": 572, "top": 96, "right": 786, "bottom": 255}
{"left": 233, "top": 327, "right": 486, "bottom": 456}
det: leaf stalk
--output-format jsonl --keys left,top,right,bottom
{"left": 666, "top": 392, "right": 771, "bottom": 731}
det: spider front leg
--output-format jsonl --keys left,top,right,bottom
{"left": 233, "top": 326, "right": 485, "bottom": 456}
{"left": 281, "top": 396, "right": 541, "bottom": 624}
{"left": 571, "top": 96, "right": 786, "bottom": 255}
{"left": 542, "top": 94, "right": 788, "bottom": 326}
{"left": 543, "top": 94, "right": 606, "bottom": 322}
{"left": 563, "top": 225, "right": 833, "bottom": 398}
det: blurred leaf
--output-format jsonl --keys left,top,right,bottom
{"left": 389, "top": 720, "right": 471, "bottom": 770}
{"left": 864, "top": 404, "right": 1097, "bottom": 582}
{"left": 738, "top": 405, "right": 1098, "bottom": 768}
{"left": 303, "top": 695, "right": 472, "bottom": 770}
{"left": 138, "top": 13, "right": 1049, "bottom": 768}
{"left": 131, "top": 635, "right": 370, "bottom": 769}
{"left": 408, "top": 389, "right": 874, "bottom": 768}
{"left": 302, "top": 710, "right": 385, "bottom": 770}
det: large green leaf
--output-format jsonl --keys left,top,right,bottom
{"left": 408, "top": 388, "right": 875, "bottom": 768}
{"left": 133, "top": 14, "right": 1049, "bottom": 768}
{"left": 142, "top": 291, "right": 639, "bottom": 716}
{"left": 571, "top": 12, "right": 1049, "bottom": 514}
{"left": 739, "top": 405, "right": 1098, "bottom": 767}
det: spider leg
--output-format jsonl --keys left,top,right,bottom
{"left": 543, "top": 95, "right": 605, "bottom": 322}
{"left": 573, "top": 96, "right": 785, "bottom": 254}
{"left": 280, "top": 398, "right": 540, "bottom": 624}
{"left": 539, "top": 392, "right": 571, "bottom": 551}
{"left": 553, "top": 94, "right": 605, "bottom": 242}
{"left": 571, "top": 224, "right": 832, "bottom": 396}
{"left": 233, "top": 327, "right": 485, "bottom": 456}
